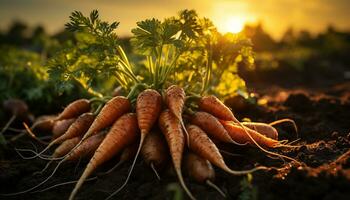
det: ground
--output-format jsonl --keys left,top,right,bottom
{"left": 0, "top": 81, "right": 349, "bottom": 200}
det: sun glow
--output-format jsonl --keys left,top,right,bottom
{"left": 221, "top": 16, "right": 246, "bottom": 33}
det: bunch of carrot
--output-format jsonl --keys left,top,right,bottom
{"left": 7, "top": 85, "right": 299, "bottom": 200}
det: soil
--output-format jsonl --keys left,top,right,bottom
{"left": 0, "top": 81, "right": 349, "bottom": 200}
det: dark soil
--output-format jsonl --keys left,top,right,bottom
{"left": 0, "top": 82, "right": 349, "bottom": 200}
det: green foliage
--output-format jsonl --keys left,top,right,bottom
{"left": 131, "top": 10, "right": 204, "bottom": 89}
{"left": 0, "top": 46, "right": 51, "bottom": 103}
{"left": 48, "top": 10, "right": 137, "bottom": 97}
{"left": 131, "top": 10, "right": 253, "bottom": 97}
{"left": 48, "top": 9, "right": 253, "bottom": 99}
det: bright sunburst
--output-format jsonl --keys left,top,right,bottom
{"left": 222, "top": 17, "right": 245, "bottom": 33}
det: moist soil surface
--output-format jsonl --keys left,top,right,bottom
{"left": 0, "top": 82, "right": 349, "bottom": 200}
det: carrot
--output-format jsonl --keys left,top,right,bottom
{"left": 119, "top": 143, "right": 138, "bottom": 165}
{"left": 198, "top": 95, "right": 239, "bottom": 123}
{"left": 30, "top": 113, "right": 95, "bottom": 159}
{"left": 221, "top": 122, "right": 280, "bottom": 148}
{"left": 33, "top": 115, "right": 56, "bottom": 133}
{"left": 64, "top": 132, "right": 105, "bottom": 162}
{"left": 69, "top": 113, "right": 139, "bottom": 200}
{"left": 7, "top": 115, "right": 57, "bottom": 144}
{"left": 56, "top": 113, "right": 95, "bottom": 143}
{"left": 1, "top": 99, "right": 29, "bottom": 145}
{"left": 186, "top": 124, "right": 265, "bottom": 175}
{"left": 141, "top": 130, "right": 169, "bottom": 179}
{"left": 222, "top": 120, "right": 301, "bottom": 163}
{"left": 191, "top": 111, "right": 244, "bottom": 145}
{"left": 137, "top": 89, "right": 162, "bottom": 136}
{"left": 82, "top": 96, "right": 131, "bottom": 141}
{"left": 52, "top": 137, "right": 81, "bottom": 158}
{"left": 52, "top": 118, "right": 76, "bottom": 140}
{"left": 110, "top": 89, "right": 162, "bottom": 197}
{"left": 242, "top": 122, "right": 278, "bottom": 140}
{"left": 57, "top": 99, "right": 91, "bottom": 121}
{"left": 165, "top": 85, "right": 189, "bottom": 146}
{"left": 159, "top": 109, "right": 195, "bottom": 200}
{"left": 198, "top": 96, "right": 299, "bottom": 161}
{"left": 185, "top": 152, "right": 226, "bottom": 198}
{"left": 3, "top": 98, "right": 29, "bottom": 119}
{"left": 103, "top": 143, "right": 138, "bottom": 175}
{"left": 185, "top": 152, "right": 215, "bottom": 183}
{"left": 241, "top": 119, "right": 298, "bottom": 141}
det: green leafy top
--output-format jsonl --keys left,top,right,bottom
{"left": 66, "top": 10, "right": 119, "bottom": 43}
{"left": 47, "top": 10, "right": 137, "bottom": 97}
{"left": 47, "top": 9, "right": 254, "bottom": 100}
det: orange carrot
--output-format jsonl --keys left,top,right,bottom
{"left": 159, "top": 109, "right": 195, "bottom": 200}
{"left": 55, "top": 113, "right": 95, "bottom": 144}
{"left": 115, "top": 89, "right": 162, "bottom": 195}
{"left": 137, "top": 89, "right": 162, "bottom": 136}
{"left": 221, "top": 121, "right": 280, "bottom": 148}
{"left": 64, "top": 132, "right": 105, "bottom": 162}
{"left": 141, "top": 130, "right": 168, "bottom": 179}
{"left": 185, "top": 152, "right": 214, "bottom": 182}
{"left": 57, "top": 99, "right": 90, "bottom": 121}
{"left": 82, "top": 96, "right": 131, "bottom": 141}
{"left": 69, "top": 113, "right": 139, "bottom": 200}
{"left": 198, "top": 96, "right": 297, "bottom": 160}
{"left": 19, "top": 113, "right": 95, "bottom": 160}
{"left": 191, "top": 111, "right": 238, "bottom": 144}
{"left": 198, "top": 95, "right": 239, "bottom": 122}
{"left": 103, "top": 143, "right": 138, "bottom": 175}
{"left": 119, "top": 143, "right": 138, "bottom": 163}
{"left": 37, "top": 113, "right": 95, "bottom": 158}
{"left": 187, "top": 124, "right": 265, "bottom": 175}
{"left": 52, "top": 118, "right": 76, "bottom": 140}
{"left": 52, "top": 137, "right": 81, "bottom": 158}
{"left": 185, "top": 152, "right": 226, "bottom": 198}
{"left": 33, "top": 115, "right": 56, "bottom": 133}
{"left": 242, "top": 122, "right": 278, "bottom": 140}
{"left": 165, "top": 85, "right": 189, "bottom": 145}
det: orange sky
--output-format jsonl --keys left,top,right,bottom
{"left": 0, "top": 0, "right": 349, "bottom": 39}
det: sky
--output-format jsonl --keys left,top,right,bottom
{"left": 0, "top": 0, "right": 349, "bottom": 39}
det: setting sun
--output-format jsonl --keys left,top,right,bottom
{"left": 223, "top": 17, "right": 245, "bottom": 33}
{"left": 214, "top": 15, "right": 250, "bottom": 34}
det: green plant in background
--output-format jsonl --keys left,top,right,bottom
{"left": 238, "top": 174, "right": 258, "bottom": 200}
{"left": 167, "top": 183, "right": 184, "bottom": 200}
{"left": 0, "top": 46, "right": 50, "bottom": 103}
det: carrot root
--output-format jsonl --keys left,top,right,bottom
{"left": 105, "top": 134, "right": 145, "bottom": 200}
{"left": 227, "top": 121, "right": 301, "bottom": 164}
{"left": 150, "top": 162, "right": 161, "bottom": 180}
{"left": 175, "top": 168, "right": 196, "bottom": 200}
{"left": 0, "top": 115, "right": 16, "bottom": 145}
{"left": 206, "top": 180, "right": 226, "bottom": 198}
{"left": 269, "top": 118, "right": 298, "bottom": 138}
{"left": 32, "top": 177, "right": 98, "bottom": 194}
{"left": 0, "top": 159, "right": 64, "bottom": 196}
